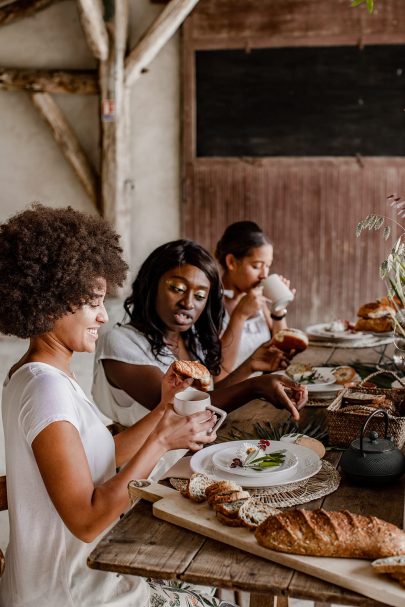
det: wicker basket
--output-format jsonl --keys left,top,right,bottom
{"left": 327, "top": 370, "right": 405, "bottom": 448}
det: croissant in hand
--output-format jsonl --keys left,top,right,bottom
{"left": 255, "top": 509, "right": 405, "bottom": 559}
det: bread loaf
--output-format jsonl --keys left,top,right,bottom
{"left": 255, "top": 509, "right": 405, "bottom": 558}
{"left": 172, "top": 360, "right": 211, "bottom": 391}
{"left": 354, "top": 317, "right": 393, "bottom": 333}
{"left": 272, "top": 329, "right": 308, "bottom": 354}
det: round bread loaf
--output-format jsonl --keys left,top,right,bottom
{"left": 172, "top": 360, "right": 211, "bottom": 391}
{"left": 272, "top": 328, "right": 309, "bottom": 354}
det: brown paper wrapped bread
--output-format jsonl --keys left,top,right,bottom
{"left": 255, "top": 509, "right": 405, "bottom": 558}
{"left": 172, "top": 360, "right": 211, "bottom": 391}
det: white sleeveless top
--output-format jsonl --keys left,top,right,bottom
{"left": 222, "top": 309, "right": 271, "bottom": 370}
{"left": 0, "top": 362, "right": 148, "bottom": 607}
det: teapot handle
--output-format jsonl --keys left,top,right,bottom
{"left": 360, "top": 408, "right": 389, "bottom": 453}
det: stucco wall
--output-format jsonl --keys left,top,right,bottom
{"left": 0, "top": 0, "right": 181, "bottom": 280}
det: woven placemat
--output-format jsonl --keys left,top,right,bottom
{"left": 170, "top": 460, "right": 340, "bottom": 509}
{"left": 308, "top": 336, "right": 393, "bottom": 348}
{"left": 250, "top": 460, "right": 340, "bottom": 507}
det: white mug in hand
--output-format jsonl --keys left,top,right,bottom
{"left": 173, "top": 387, "right": 227, "bottom": 433}
{"left": 261, "top": 273, "right": 294, "bottom": 313}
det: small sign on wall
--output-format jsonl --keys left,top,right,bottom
{"left": 102, "top": 99, "right": 116, "bottom": 122}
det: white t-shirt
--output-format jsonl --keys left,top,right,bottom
{"left": 0, "top": 362, "right": 149, "bottom": 607}
{"left": 222, "top": 309, "right": 271, "bottom": 370}
{"left": 92, "top": 324, "right": 188, "bottom": 480}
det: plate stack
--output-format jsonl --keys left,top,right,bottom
{"left": 190, "top": 440, "right": 321, "bottom": 488}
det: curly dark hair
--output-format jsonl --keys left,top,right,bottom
{"left": 0, "top": 204, "right": 128, "bottom": 338}
{"left": 124, "top": 239, "right": 224, "bottom": 375}
{"left": 215, "top": 221, "right": 272, "bottom": 269}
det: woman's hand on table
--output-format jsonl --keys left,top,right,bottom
{"left": 249, "top": 340, "right": 290, "bottom": 373}
{"left": 256, "top": 374, "right": 307, "bottom": 421}
{"left": 153, "top": 406, "right": 217, "bottom": 452}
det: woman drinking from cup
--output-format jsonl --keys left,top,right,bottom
{"left": 215, "top": 221, "right": 295, "bottom": 378}
{"left": 0, "top": 205, "right": 224, "bottom": 607}
{"left": 92, "top": 239, "right": 306, "bottom": 479}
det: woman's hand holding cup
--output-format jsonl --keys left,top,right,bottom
{"left": 155, "top": 405, "right": 217, "bottom": 452}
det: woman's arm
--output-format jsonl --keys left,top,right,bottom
{"left": 32, "top": 407, "right": 216, "bottom": 543}
{"left": 210, "top": 374, "right": 307, "bottom": 421}
{"left": 102, "top": 359, "right": 164, "bottom": 410}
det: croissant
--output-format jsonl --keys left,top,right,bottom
{"left": 255, "top": 509, "right": 405, "bottom": 559}
{"left": 172, "top": 360, "right": 211, "bottom": 391}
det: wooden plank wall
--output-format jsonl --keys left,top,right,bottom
{"left": 181, "top": 0, "right": 405, "bottom": 329}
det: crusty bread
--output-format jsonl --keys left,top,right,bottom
{"left": 372, "top": 556, "right": 405, "bottom": 588}
{"left": 205, "top": 480, "right": 241, "bottom": 498}
{"left": 333, "top": 366, "right": 357, "bottom": 385}
{"left": 187, "top": 473, "right": 214, "bottom": 503}
{"left": 272, "top": 329, "right": 308, "bottom": 354}
{"left": 238, "top": 498, "right": 280, "bottom": 530}
{"left": 214, "top": 499, "right": 249, "bottom": 518}
{"left": 357, "top": 299, "right": 395, "bottom": 319}
{"left": 255, "top": 509, "right": 405, "bottom": 558}
{"left": 354, "top": 317, "right": 393, "bottom": 333}
{"left": 215, "top": 511, "right": 243, "bottom": 527}
{"left": 208, "top": 490, "right": 250, "bottom": 506}
{"left": 173, "top": 360, "right": 211, "bottom": 391}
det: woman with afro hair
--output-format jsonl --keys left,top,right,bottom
{"left": 0, "top": 204, "right": 229, "bottom": 607}
{"left": 92, "top": 239, "right": 307, "bottom": 480}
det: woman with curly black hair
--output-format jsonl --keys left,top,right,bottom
{"left": 93, "top": 240, "right": 307, "bottom": 479}
{"left": 0, "top": 205, "right": 222, "bottom": 607}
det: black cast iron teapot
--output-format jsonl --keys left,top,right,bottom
{"left": 340, "top": 408, "right": 405, "bottom": 484}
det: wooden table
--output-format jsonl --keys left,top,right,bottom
{"left": 88, "top": 345, "right": 404, "bottom": 607}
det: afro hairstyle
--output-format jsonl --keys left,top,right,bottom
{"left": 0, "top": 204, "right": 128, "bottom": 338}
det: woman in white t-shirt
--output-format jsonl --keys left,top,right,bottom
{"left": 215, "top": 221, "right": 295, "bottom": 378}
{"left": 92, "top": 240, "right": 307, "bottom": 476}
{"left": 0, "top": 205, "right": 224, "bottom": 607}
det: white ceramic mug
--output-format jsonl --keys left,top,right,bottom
{"left": 261, "top": 273, "right": 294, "bottom": 313}
{"left": 173, "top": 387, "right": 227, "bottom": 434}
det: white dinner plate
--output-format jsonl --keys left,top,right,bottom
{"left": 306, "top": 323, "right": 368, "bottom": 341}
{"left": 275, "top": 368, "right": 337, "bottom": 392}
{"left": 190, "top": 440, "right": 321, "bottom": 488}
{"left": 211, "top": 444, "right": 298, "bottom": 479}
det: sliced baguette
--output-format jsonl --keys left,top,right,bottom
{"left": 372, "top": 555, "right": 405, "bottom": 574}
{"left": 214, "top": 498, "right": 249, "bottom": 518}
{"left": 188, "top": 473, "right": 214, "bottom": 502}
{"left": 208, "top": 490, "right": 250, "bottom": 506}
{"left": 216, "top": 511, "right": 243, "bottom": 527}
{"left": 238, "top": 498, "right": 281, "bottom": 529}
{"left": 205, "top": 480, "right": 241, "bottom": 498}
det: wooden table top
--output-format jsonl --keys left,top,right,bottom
{"left": 88, "top": 346, "right": 404, "bottom": 607}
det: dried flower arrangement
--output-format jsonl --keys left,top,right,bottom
{"left": 356, "top": 194, "right": 405, "bottom": 336}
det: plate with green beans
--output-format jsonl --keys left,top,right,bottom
{"left": 211, "top": 440, "right": 298, "bottom": 479}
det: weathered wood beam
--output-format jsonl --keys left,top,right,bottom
{"left": 0, "top": 0, "right": 63, "bottom": 26}
{"left": 77, "top": 0, "right": 109, "bottom": 62}
{"left": 0, "top": 68, "right": 98, "bottom": 94}
{"left": 30, "top": 92, "right": 99, "bottom": 209}
{"left": 125, "top": 0, "right": 199, "bottom": 88}
{"left": 100, "top": 0, "right": 132, "bottom": 274}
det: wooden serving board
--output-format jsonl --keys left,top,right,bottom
{"left": 130, "top": 482, "right": 405, "bottom": 607}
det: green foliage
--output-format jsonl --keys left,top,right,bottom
{"left": 351, "top": 0, "right": 374, "bottom": 13}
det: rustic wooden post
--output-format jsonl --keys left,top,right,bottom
{"left": 0, "top": 69, "right": 98, "bottom": 94}
{"left": 99, "top": 0, "right": 132, "bottom": 277}
{"left": 30, "top": 92, "right": 98, "bottom": 208}
{"left": 77, "top": 0, "right": 109, "bottom": 62}
{"left": 125, "top": 0, "right": 200, "bottom": 87}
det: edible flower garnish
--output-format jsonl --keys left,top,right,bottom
{"left": 230, "top": 440, "right": 286, "bottom": 472}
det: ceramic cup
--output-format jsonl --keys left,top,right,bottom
{"left": 173, "top": 387, "right": 227, "bottom": 434}
{"left": 261, "top": 273, "right": 294, "bottom": 313}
